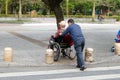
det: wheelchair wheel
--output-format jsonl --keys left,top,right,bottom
{"left": 52, "top": 42, "right": 61, "bottom": 61}
{"left": 111, "top": 46, "right": 115, "bottom": 52}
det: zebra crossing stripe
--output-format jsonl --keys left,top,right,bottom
{"left": 45, "top": 74, "right": 120, "bottom": 80}
{"left": 86, "top": 66, "right": 120, "bottom": 71}
{"left": 0, "top": 66, "right": 120, "bottom": 78}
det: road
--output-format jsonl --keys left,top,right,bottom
{"left": 0, "top": 66, "right": 120, "bottom": 80}
{"left": 0, "top": 23, "right": 120, "bottom": 80}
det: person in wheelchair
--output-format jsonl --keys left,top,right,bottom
{"left": 51, "top": 21, "right": 73, "bottom": 47}
{"left": 49, "top": 21, "right": 75, "bottom": 62}
{"left": 111, "top": 30, "right": 120, "bottom": 52}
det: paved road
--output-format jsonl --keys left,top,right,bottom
{"left": 0, "top": 23, "right": 120, "bottom": 79}
{"left": 0, "top": 66, "right": 120, "bottom": 80}
{"left": 0, "top": 23, "right": 120, "bottom": 69}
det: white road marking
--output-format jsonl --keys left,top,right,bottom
{"left": 46, "top": 74, "right": 120, "bottom": 80}
{"left": 0, "top": 66, "right": 120, "bottom": 78}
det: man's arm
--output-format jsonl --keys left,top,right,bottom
{"left": 61, "top": 27, "right": 70, "bottom": 37}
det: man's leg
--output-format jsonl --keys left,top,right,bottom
{"left": 81, "top": 39, "right": 85, "bottom": 52}
{"left": 75, "top": 46, "right": 86, "bottom": 71}
{"left": 75, "top": 46, "right": 85, "bottom": 67}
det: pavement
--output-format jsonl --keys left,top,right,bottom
{"left": 0, "top": 23, "right": 76, "bottom": 68}
{"left": 0, "top": 22, "right": 120, "bottom": 68}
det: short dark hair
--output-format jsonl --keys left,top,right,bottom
{"left": 68, "top": 19, "right": 74, "bottom": 24}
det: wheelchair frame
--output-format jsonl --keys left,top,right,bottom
{"left": 48, "top": 36, "right": 76, "bottom": 61}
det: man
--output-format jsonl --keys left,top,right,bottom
{"left": 61, "top": 19, "right": 86, "bottom": 71}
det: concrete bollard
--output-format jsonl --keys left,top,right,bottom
{"left": 4, "top": 47, "right": 13, "bottom": 62}
{"left": 85, "top": 48, "right": 94, "bottom": 62}
{"left": 45, "top": 49, "right": 54, "bottom": 64}
{"left": 114, "top": 43, "right": 120, "bottom": 56}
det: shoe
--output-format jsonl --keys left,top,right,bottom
{"left": 76, "top": 65, "right": 81, "bottom": 68}
{"left": 80, "top": 66, "right": 87, "bottom": 71}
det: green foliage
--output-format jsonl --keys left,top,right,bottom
{"left": 74, "top": 1, "right": 93, "bottom": 15}
{"left": 116, "top": 13, "right": 120, "bottom": 21}
{"left": 0, "top": 0, "right": 120, "bottom": 18}
{"left": 116, "top": 16, "right": 120, "bottom": 21}
{"left": 109, "top": 12, "right": 113, "bottom": 16}
{"left": 42, "top": 9, "right": 47, "bottom": 15}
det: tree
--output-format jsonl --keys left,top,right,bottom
{"left": 74, "top": 1, "right": 92, "bottom": 15}
{"left": 92, "top": 0, "right": 96, "bottom": 21}
{"left": 0, "top": 0, "right": 4, "bottom": 15}
{"left": 66, "top": 0, "right": 69, "bottom": 17}
{"left": 18, "top": 0, "right": 22, "bottom": 19}
{"left": 42, "top": 0, "right": 64, "bottom": 28}
{"left": 5, "top": 0, "right": 8, "bottom": 16}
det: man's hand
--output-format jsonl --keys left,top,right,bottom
{"left": 59, "top": 32, "right": 62, "bottom": 36}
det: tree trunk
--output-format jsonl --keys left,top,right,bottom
{"left": 92, "top": 0, "right": 96, "bottom": 22}
{"left": 54, "top": 5, "right": 64, "bottom": 29}
{"left": 66, "top": 0, "right": 69, "bottom": 17}
{"left": 5, "top": 0, "right": 8, "bottom": 16}
{"left": 18, "top": 0, "right": 22, "bottom": 20}
{"left": 0, "top": 8, "right": 1, "bottom": 15}
{"left": 41, "top": 0, "right": 64, "bottom": 29}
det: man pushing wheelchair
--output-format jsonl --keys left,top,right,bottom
{"left": 49, "top": 19, "right": 86, "bottom": 71}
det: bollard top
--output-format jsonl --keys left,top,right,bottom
{"left": 46, "top": 48, "right": 53, "bottom": 52}
{"left": 46, "top": 49, "right": 54, "bottom": 55}
{"left": 86, "top": 48, "right": 94, "bottom": 51}
{"left": 4, "top": 47, "right": 12, "bottom": 50}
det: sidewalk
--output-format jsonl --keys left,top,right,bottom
{"left": 0, "top": 23, "right": 76, "bottom": 67}
{"left": 0, "top": 23, "right": 120, "bottom": 68}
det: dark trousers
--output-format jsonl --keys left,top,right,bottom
{"left": 74, "top": 38, "right": 85, "bottom": 67}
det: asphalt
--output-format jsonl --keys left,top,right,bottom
{"left": 0, "top": 23, "right": 120, "bottom": 68}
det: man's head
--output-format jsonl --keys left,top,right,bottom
{"left": 68, "top": 19, "right": 74, "bottom": 26}
{"left": 59, "top": 21, "right": 66, "bottom": 29}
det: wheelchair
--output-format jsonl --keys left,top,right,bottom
{"left": 48, "top": 36, "right": 76, "bottom": 61}
{"left": 111, "top": 39, "right": 120, "bottom": 52}
{"left": 111, "top": 30, "right": 120, "bottom": 52}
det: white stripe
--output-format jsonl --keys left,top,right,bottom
{"left": 0, "top": 66, "right": 120, "bottom": 78}
{"left": 46, "top": 74, "right": 120, "bottom": 80}
{"left": 0, "top": 69, "right": 77, "bottom": 78}
{"left": 86, "top": 66, "right": 120, "bottom": 71}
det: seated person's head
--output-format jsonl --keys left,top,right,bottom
{"left": 59, "top": 21, "right": 66, "bottom": 29}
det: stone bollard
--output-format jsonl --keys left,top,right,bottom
{"left": 4, "top": 47, "right": 13, "bottom": 62}
{"left": 114, "top": 43, "right": 120, "bottom": 56}
{"left": 45, "top": 49, "right": 54, "bottom": 64}
{"left": 85, "top": 48, "right": 94, "bottom": 62}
